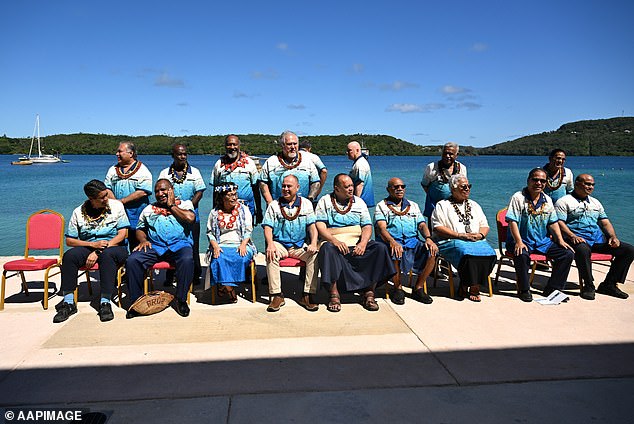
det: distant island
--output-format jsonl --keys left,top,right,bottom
{"left": 1, "top": 117, "right": 632, "bottom": 156}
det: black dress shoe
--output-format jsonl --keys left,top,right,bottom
{"left": 391, "top": 288, "right": 406, "bottom": 305}
{"left": 174, "top": 300, "right": 190, "bottom": 317}
{"left": 126, "top": 309, "right": 141, "bottom": 319}
{"left": 519, "top": 290, "right": 533, "bottom": 302}
{"left": 411, "top": 288, "right": 433, "bottom": 304}
{"left": 53, "top": 302, "right": 77, "bottom": 323}
{"left": 99, "top": 302, "right": 114, "bottom": 322}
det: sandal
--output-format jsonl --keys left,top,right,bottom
{"left": 327, "top": 293, "right": 341, "bottom": 313}
{"left": 459, "top": 285, "right": 481, "bottom": 302}
{"left": 218, "top": 285, "right": 238, "bottom": 303}
{"left": 362, "top": 292, "right": 379, "bottom": 311}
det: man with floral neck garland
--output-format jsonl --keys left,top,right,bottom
{"left": 543, "top": 148, "right": 574, "bottom": 203}
{"left": 263, "top": 175, "right": 320, "bottom": 312}
{"left": 506, "top": 168, "right": 574, "bottom": 302}
{"left": 259, "top": 130, "right": 320, "bottom": 208}
{"left": 159, "top": 144, "right": 206, "bottom": 284}
{"left": 556, "top": 173, "right": 634, "bottom": 300}
{"left": 125, "top": 179, "right": 195, "bottom": 318}
{"left": 53, "top": 180, "right": 130, "bottom": 323}
{"left": 375, "top": 177, "right": 437, "bottom": 305}
{"left": 104, "top": 141, "right": 153, "bottom": 252}
{"left": 420, "top": 142, "right": 467, "bottom": 223}
{"left": 316, "top": 174, "right": 396, "bottom": 312}
{"left": 211, "top": 135, "right": 262, "bottom": 224}
{"left": 347, "top": 141, "right": 375, "bottom": 207}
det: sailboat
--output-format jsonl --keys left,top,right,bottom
{"left": 18, "top": 114, "right": 62, "bottom": 163}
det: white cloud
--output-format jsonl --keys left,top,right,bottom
{"left": 471, "top": 42, "right": 488, "bottom": 52}
{"left": 276, "top": 42, "right": 288, "bottom": 51}
{"left": 380, "top": 80, "right": 419, "bottom": 91}
{"left": 441, "top": 85, "right": 470, "bottom": 95}
{"left": 251, "top": 69, "right": 279, "bottom": 80}
{"left": 287, "top": 104, "right": 306, "bottom": 110}
{"left": 386, "top": 103, "right": 445, "bottom": 113}
{"left": 352, "top": 63, "right": 364, "bottom": 73}
{"left": 154, "top": 72, "right": 185, "bottom": 88}
{"left": 456, "top": 102, "right": 483, "bottom": 110}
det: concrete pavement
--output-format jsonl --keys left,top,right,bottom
{"left": 1, "top": 253, "right": 633, "bottom": 423}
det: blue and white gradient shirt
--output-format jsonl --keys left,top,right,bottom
{"left": 158, "top": 164, "right": 206, "bottom": 222}
{"left": 543, "top": 167, "right": 574, "bottom": 203}
{"left": 506, "top": 190, "right": 558, "bottom": 253}
{"left": 66, "top": 199, "right": 130, "bottom": 242}
{"left": 211, "top": 154, "right": 259, "bottom": 214}
{"left": 136, "top": 200, "right": 194, "bottom": 255}
{"left": 104, "top": 162, "right": 153, "bottom": 229}
{"left": 349, "top": 155, "right": 375, "bottom": 207}
{"left": 259, "top": 153, "right": 319, "bottom": 200}
{"left": 555, "top": 194, "right": 608, "bottom": 246}
{"left": 374, "top": 198, "right": 425, "bottom": 249}
{"left": 300, "top": 149, "right": 327, "bottom": 173}
{"left": 262, "top": 196, "right": 316, "bottom": 248}
{"left": 315, "top": 194, "right": 372, "bottom": 228}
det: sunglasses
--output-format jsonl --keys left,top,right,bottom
{"left": 581, "top": 182, "right": 595, "bottom": 186}
{"left": 389, "top": 184, "right": 407, "bottom": 189}
{"left": 531, "top": 178, "right": 547, "bottom": 184}
{"left": 459, "top": 184, "right": 472, "bottom": 190}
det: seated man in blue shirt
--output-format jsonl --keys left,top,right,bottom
{"left": 125, "top": 179, "right": 196, "bottom": 318}
{"left": 375, "top": 177, "right": 437, "bottom": 305}
{"left": 263, "top": 175, "right": 320, "bottom": 312}
{"left": 556, "top": 173, "right": 634, "bottom": 300}
{"left": 506, "top": 168, "right": 574, "bottom": 302}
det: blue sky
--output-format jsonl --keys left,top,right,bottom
{"left": 1, "top": 0, "right": 632, "bottom": 147}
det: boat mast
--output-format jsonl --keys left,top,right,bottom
{"left": 36, "top": 114, "right": 42, "bottom": 157}
{"left": 28, "top": 114, "right": 39, "bottom": 158}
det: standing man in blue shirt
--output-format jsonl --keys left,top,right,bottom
{"left": 104, "top": 141, "right": 153, "bottom": 252}
{"left": 125, "top": 179, "right": 195, "bottom": 318}
{"left": 556, "top": 173, "right": 634, "bottom": 300}
{"left": 300, "top": 139, "right": 328, "bottom": 204}
{"left": 347, "top": 141, "right": 374, "bottom": 207}
{"left": 262, "top": 175, "right": 320, "bottom": 312}
{"left": 159, "top": 144, "right": 206, "bottom": 284}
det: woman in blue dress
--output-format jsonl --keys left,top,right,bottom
{"left": 431, "top": 175, "right": 496, "bottom": 302}
{"left": 205, "top": 183, "right": 256, "bottom": 302}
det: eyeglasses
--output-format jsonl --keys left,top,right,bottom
{"left": 389, "top": 184, "right": 407, "bottom": 189}
{"left": 582, "top": 182, "right": 595, "bottom": 186}
{"left": 531, "top": 178, "right": 547, "bottom": 184}
{"left": 459, "top": 184, "right": 472, "bottom": 190}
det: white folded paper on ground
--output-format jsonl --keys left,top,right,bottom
{"left": 535, "top": 289, "right": 570, "bottom": 305}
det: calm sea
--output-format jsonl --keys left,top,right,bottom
{"left": 1, "top": 154, "right": 633, "bottom": 256}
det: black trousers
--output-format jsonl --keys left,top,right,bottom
{"left": 61, "top": 246, "right": 128, "bottom": 297}
{"left": 511, "top": 243, "right": 574, "bottom": 291}
{"left": 573, "top": 241, "right": 634, "bottom": 286}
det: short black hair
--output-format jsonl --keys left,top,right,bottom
{"left": 83, "top": 179, "right": 107, "bottom": 199}
{"left": 527, "top": 167, "right": 546, "bottom": 181}
{"left": 548, "top": 148, "right": 566, "bottom": 159}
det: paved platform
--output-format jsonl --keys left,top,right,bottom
{"left": 1, "top": 253, "right": 633, "bottom": 423}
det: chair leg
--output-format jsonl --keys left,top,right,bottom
{"left": 1, "top": 272, "right": 6, "bottom": 311}
{"left": 494, "top": 259, "right": 503, "bottom": 286}
{"left": 529, "top": 262, "right": 537, "bottom": 286}
{"left": 20, "top": 271, "right": 29, "bottom": 296}
{"left": 86, "top": 270, "right": 93, "bottom": 296}
{"left": 250, "top": 261, "right": 256, "bottom": 303}
{"left": 117, "top": 267, "right": 125, "bottom": 308}
{"left": 43, "top": 269, "right": 50, "bottom": 310}
{"left": 448, "top": 265, "right": 455, "bottom": 298}
{"left": 487, "top": 275, "right": 493, "bottom": 297}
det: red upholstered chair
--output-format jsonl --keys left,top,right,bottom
{"left": 1, "top": 210, "right": 65, "bottom": 310}
{"left": 494, "top": 208, "right": 550, "bottom": 291}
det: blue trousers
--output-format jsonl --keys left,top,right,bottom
{"left": 61, "top": 246, "right": 128, "bottom": 297}
{"left": 510, "top": 243, "right": 574, "bottom": 291}
{"left": 126, "top": 247, "right": 193, "bottom": 302}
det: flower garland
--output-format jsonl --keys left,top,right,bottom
{"left": 221, "top": 152, "right": 249, "bottom": 172}
{"left": 115, "top": 160, "right": 142, "bottom": 179}
{"left": 545, "top": 165, "right": 564, "bottom": 190}
{"left": 218, "top": 205, "right": 240, "bottom": 229}
{"left": 437, "top": 160, "right": 461, "bottom": 183}
{"left": 450, "top": 198, "right": 472, "bottom": 232}
{"left": 385, "top": 199, "right": 410, "bottom": 216}
{"left": 81, "top": 202, "right": 110, "bottom": 226}
{"left": 152, "top": 199, "right": 181, "bottom": 216}
{"left": 277, "top": 152, "right": 302, "bottom": 170}
{"left": 169, "top": 163, "right": 188, "bottom": 184}
{"left": 526, "top": 197, "right": 547, "bottom": 217}
{"left": 280, "top": 198, "right": 302, "bottom": 221}
{"left": 330, "top": 193, "right": 353, "bottom": 215}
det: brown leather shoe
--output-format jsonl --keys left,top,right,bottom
{"left": 267, "top": 295, "right": 285, "bottom": 312}
{"left": 298, "top": 293, "right": 319, "bottom": 312}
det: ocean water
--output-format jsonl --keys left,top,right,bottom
{"left": 1, "top": 154, "right": 632, "bottom": 256}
